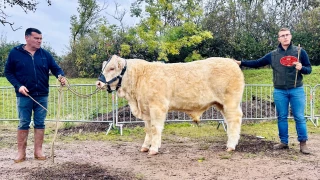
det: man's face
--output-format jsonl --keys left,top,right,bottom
{"left": 25, "top": 32, "right": 42, "bottom": 49}
{"left": 278, "top": 30, "right": 291, "bottom": 47}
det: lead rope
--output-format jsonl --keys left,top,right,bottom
{"left": 50, "top": 85, "right": 63, "bottom": 163}
{"left": 27, "top": 94, "right": 49, "bottom": 112}
{"left": 50, "top": 76, "right": 106, "bottom": 163}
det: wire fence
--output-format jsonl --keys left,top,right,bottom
{"left": 0, "top": 84, "right": 318, "bottom": 127}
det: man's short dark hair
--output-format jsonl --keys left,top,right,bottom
{"left": 25, "top": 28, "right": 42, "bottom": 36}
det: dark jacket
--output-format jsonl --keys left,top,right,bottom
{"left": 4, "top": 44, "right": 65, "bottom": 97}
{"left": 241, "top": 43, "right": 312, "bottom": 89}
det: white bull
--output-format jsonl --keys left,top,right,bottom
{"left": 97, "top": 55, "right": 245, "bottom": 155}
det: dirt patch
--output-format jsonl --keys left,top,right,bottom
{"left": 1, "top": 127, "right": 320, "bottom": 180}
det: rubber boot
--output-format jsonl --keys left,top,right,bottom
{"left": 34, "top": 129, "right": 46, "bottom": 160}
{"left": 300, "top": 141, "right": 310, "bottom": 154}
{"left": 14, "top": 130, "right": 29, "bottom": 163}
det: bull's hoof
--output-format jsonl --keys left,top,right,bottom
{"left": 226, "top": 147, "right": 235, "bottom": 152}
{"left": 140, "top": 147, "right": 149, "bottom": 152}
{"left": 148, "top": 150, "right": 158, "bottom": 155}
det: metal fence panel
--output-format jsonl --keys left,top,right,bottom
{"left": 311, "top": 85, "right": 320, "bottom": 126}
{"left": 114, "top": 84, "right": 312, "bottom": 123}
{"left": 0, "top": 84, "right": 316, "bottom": 126}
{"left": 0, "top": 85, "right": 113, "bottom": 123}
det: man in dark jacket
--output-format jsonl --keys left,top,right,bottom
{"left": 235, "top": 28, "right": 312, "bottom": 154}
{"left": 4, "top": 28, "right": 66, "bottom": 163}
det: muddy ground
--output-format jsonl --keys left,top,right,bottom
{"left": 0, "top": 122, "right": 319, "bottom": 180}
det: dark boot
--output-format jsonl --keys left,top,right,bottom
{"left": 300, "top": 141, "right": 310, "bottom": 154}
{"left": 14, "top": 130, "right": 29, "bottom": 163}
{"left": 34, "top": 129, "right": 46, "bottom": 160}
{"left": 273, "top": 143, "right": 289, "bottom": 150}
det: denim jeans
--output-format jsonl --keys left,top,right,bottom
{"left": 273, "top": 86, "right": 308, "bottom": 144}
{"left": 17, "top": 96, "right": 48, "bottom": 130}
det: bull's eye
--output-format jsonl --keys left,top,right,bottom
{"left": 110, "top": 67, "right": 115, "bottom": 71}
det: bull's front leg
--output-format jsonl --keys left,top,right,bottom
{"left": 141, "top": 120, "right": 152, "bottom": 152}
{"left": 224, "top": 105, "right": 243, "bottom": 152}
{"left": 148, "top": 107, "right": 166, "bottom": 155}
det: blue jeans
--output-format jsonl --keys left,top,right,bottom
{"left": 273, "top": 87, "right": 308, "bottom": 144}
{"left": 17, "top": 96, "right": 48, "bottom": 130}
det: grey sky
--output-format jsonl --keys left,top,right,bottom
{"left": 1, "top": 0, "right": 138, "bottom": 56}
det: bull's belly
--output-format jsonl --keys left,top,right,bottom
{"left": 168, "top": 101, "right": 213, "bottom": 112}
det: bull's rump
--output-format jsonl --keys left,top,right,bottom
{"left": 127, "top": 57, "right": 244, "bottom": 112}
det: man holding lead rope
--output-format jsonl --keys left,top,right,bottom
{"left": 234, "top": 27, "right": 312, "bottom": 154}
{"left": 4, "top": 28, "right": 66, "bottom": 163}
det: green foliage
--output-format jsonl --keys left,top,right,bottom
{"left": 200, "top": 0, "right": 320, "bottom": 63}
{"left": 184, "top": 51, "right": 203, "bottom": 62}
{"left": 294, "top": 7, "right": 320, "bottom": 65}
{"left": 133, "top": 0, "right": 213, "bottom": 61}
{"left": 58, "top": 0, "right": 320, "bottom": 77}
{"left": 3, "top": 0, "right": 316, "bottom": 78}
{"left": 0, "top": 35, "right": 19, "bottom": 76}
{"left": 70, "top": 0, "right": 101, "bottom": 42}
{"left": 120, "top": 43, "right": 131, "bottom": 56}
{"left": 61, "top": 0, "right": 110, "bottom": 78}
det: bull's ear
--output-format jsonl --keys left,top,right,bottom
{"left": 102, "top": 61, "right": 107, "bottom": 71}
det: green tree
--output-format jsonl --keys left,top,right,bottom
{"left": 294, "top": 6, "right": 320, "bottom": 65}
{"left": 201, "top": 0, "right": 319, "bottom": 61}
{"left": 0, "top": 35, "right": 19, "bottom": 76}
{"left": 63, "top": 0, "right": 108, "bottom": 77}
{"left": 70, "top": 0, "right": 105, "bottom": 42}
{"left": 130, "top": 0, "right": 213, "bottom": 62}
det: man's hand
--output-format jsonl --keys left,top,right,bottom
{"left": 18, "top": 86, "right": 29, "bottom": 96}
{"left": 293, "top": 62, "right": 302, "bottom": 70}
{"left": 234, "top": 60, "right": 241, "bottom": 66}
{"left": 58, "top": 76, "right": 66, "bottom": 86}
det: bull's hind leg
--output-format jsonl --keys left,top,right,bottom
{"left": 141, "top": 120, "right": 152, "bottom": 152}
{"left": 148, "top": 106, "right": 167, "bottom": 155}
{"left": 223, "top": 103, "right": 243, "bottom": 152}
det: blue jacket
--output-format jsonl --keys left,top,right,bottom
{"left": 4, "top": 44, "right": 65, "bottom": 97}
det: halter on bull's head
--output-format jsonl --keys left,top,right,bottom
{"left": 98, "top": 55, "right": 127, "bottom": 93}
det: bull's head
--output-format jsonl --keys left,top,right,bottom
{"left": 97, "top": 55, "right": 127, "bottom": 93}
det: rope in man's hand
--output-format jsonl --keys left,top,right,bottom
{"left": 51, "top": 77, "right": 64, "bottom": 163}
{"left": 50, "top": 75, "right": 106, "bottom": 162}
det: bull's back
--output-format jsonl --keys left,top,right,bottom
{"left": 161, "top": 58, "right": 243, "bottom": 94}
{"left": 126, "top": 58, "right": 244, "bottom": 111}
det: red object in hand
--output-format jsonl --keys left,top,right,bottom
{"left": 280, "top": 56, "right": 298, "bottom": 66}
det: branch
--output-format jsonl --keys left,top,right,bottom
{"left": 0, "top": 0, "right": 52, "bottom": 30}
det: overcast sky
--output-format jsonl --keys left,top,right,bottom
{"left": 1, "top": 0, "right": 138, "bottom": 56}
